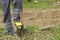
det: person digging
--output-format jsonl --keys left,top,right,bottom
{"left": 1, "top": 0, "right": 23, "bottom": 35}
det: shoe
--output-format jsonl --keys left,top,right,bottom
{"left": 6, "top": 29, "right": 14, "bottom": 35}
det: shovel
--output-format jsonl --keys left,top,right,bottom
{"left": 16, "top": 0, "right": 24, "bottom": 30}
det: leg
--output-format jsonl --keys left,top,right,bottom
{"left": 1, "top": 0, "right": 14, "bottom": 35}
{"left": 13, "top": 0, "right": 22, "bottom": 22}
{"left": 13, "top": 0, "right": 23, "bottom": 29}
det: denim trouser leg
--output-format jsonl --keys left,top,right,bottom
{"left": 1, "top": 0, "right": 14, "bottom": 35}
{"left": 13, "top": 0, "right": 22, "bottom": 22}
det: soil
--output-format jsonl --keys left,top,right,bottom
{"left": 0, "top": 9, "right": 60, "bottom": 28}
{"left": 23, "top": 9, "right": 60, "bottom": 29}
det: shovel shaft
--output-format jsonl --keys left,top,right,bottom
{"left": 20, "top": 0, "right": 23, "bottom": 25}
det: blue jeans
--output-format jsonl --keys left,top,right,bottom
{"left": 1, "top": 0, "right": 22, "bottom": 35}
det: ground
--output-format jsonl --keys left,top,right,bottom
{"left": 0, "top": 9, "right": 60, "bottom": 28}
{"left": 23, "top": 9, "right": 60, "bottom": 27}
{"left": 0, "top": 9, "right": 60, "bottom": 40}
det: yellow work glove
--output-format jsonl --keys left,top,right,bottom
{"left": 15, "top": 22, "right": 22, "bottom": 27}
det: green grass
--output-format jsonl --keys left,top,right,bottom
{"left": 0, "top": 1, "right": 59, "bottom": 10}
{"left": 11, "top": 1, "right": 52, "bottom": 9}
{"left": 23, "top": 1, "right": 51, "bottom": 9}
{"left": 0, "top": 1, "right": 60, "bottom": 10}
{"left": 40, "top": 25, "right": 60, "bottom": 40}
{"left": 0, "top": 4, "right": 2, "bottom": 10}
{"left": 1, "top": 25, "right": 60, "bottom": 40}
{"left": 48, "top": 25, "right": 60, "bottom": 40}
{"left": 26, "top": 25, "right": 60, "bottom": 40}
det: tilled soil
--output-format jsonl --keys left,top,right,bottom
{"left": 0, "top": 9, "right": 60, "bottom": 29}
{"left": 23, "top": 9, "right": 60, "bottom": 29}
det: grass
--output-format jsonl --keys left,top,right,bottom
{"left": 40, "top": 25, "right": 60, "bottom": 40}
{"left": 0, "top": 25, "right": 60, "bottom": 40}
{"left": 0, "top": 1, "right": 60, "bottom": 10}
{"left": 23, "top": 1, "right": 51, "bottom": 9}
{"left": 49, "top": 25, "right": 60, "bottom": 40}
{"left": 10, "top": 1, "right": 52, "bottom": 9}
{"left": 26, "top": 25, "right": 60, "bottom": 40}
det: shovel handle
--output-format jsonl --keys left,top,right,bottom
{"left": 20, "top": 0, "right": 23, "bottom": 25}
